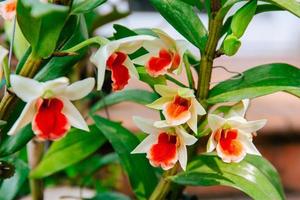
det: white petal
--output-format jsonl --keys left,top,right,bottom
{"left": 177, "top": 127, "right": 197, "bottom": 146}
{"left": 239, "top": 134, "right": 261, "bottom": 156}
{"left": 10, "top": 75, "right": 43, "bottom": 102}
{"left": 43, "top": 77, "right": 69, "bottom": 96}
{"left": 117, "top": 35, "right": 156, "bottom": 54}
{"left": 64, "top": 78, "right": 95, "bottom": 101}
{"left": 7, "top": 100, "right": 36, "bottom": 135}
{"left": 91, "top": 44, "right": 117, "bottom": 90}
{"left": 124, "top": 57, "right": 139, "bottom": 78}
{"left": 192, "top": 99, "right": 206, "bottom": 115}
{"left": 132, "top": 116, "right": 160, "bottom": 134}
{"left": 132, "top": 53, "right": 152, "bottom": 66}
{"left": 153, "top": 120, "right": 172, "bottom": 128}
{"left": 141, "top": 39, "right": 166, "bottom": 54}
{"left": 207, "top": 114, "right": 226, "bottom": 131}
{"left": 131, "top": 134, "right": 158, "bottom": 154}
{"left": 178, "top": 145, "right": 188, "bottom": 170}
{"left": 177, "top": 87, "right": 195, "bottom": 98}
{"left": 154, "top": 85, "right": 178, "bottom": 97}
{"left": 207, "top": 133, "right": 217, "bottom": 152}
{"left": 230, "top": 118, "right": 267, "bottom": 133}
{"left": 187, "top": 104, "right": 197, "bottom": 134}
{"left": 226, "top": 99, "right": 250, "bottom": 118}
{"left": 147, "top": 97, "right": 172, "bottom": 110}
{"left": 61, "top": 97, "right": 89, "bottom": 131}
{"left": 153, "top": 29, "right": 175, "bottom": 48}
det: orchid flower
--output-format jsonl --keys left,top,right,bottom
{"left": 207, "top": 99, "right": 267, "bottom": 163}
{"left": 147, "top": 85, "right": 206, "bottom": 133}
{"left": 133, "top": 29, "right": 188, "bottom": 77}
{"left": 90, "top": 35, "right": 155, "bottom": 91}
{"left": 0, "top": 0, "right": 16, "bottom": 21}
{"left": 131, "top": 116, "right": 197, "bottom": 170}
{"left": 8, "top": 75, "right": 95, "bottom": 141}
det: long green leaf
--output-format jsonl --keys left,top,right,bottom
{"left": 72, "top": 0, "right": 107, "bottom": 14}
{"left": 17, "top": 0, "right": 69, "bottom": 57}
{"left": 91, "top": 115, "right": 158, "bottom": 200}
{"left": 264, "top": 0, "right": 300, "bottom": 18}
{"left": 171, "top": 154, "right": 285, "bottom": 200}
{"left": 91, "top": 89, "right": 158, "bottom": 113}
{"left": 150, "top": 0, "right": 208, "bottom": 52}
{"left": 0, "top": 159, "right": 29, "bottom": 200}
{"left": 30, "top": 126, "right": 106, "bottom": 178}
{"left": 208, "top": 63, "right": 300, "bottom": 104}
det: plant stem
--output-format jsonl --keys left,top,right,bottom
{"left": 183, "top": 53, "right": 195, "bottom": 89}
{"left": 149, "top": 164, "right": 178, "bottom": 200}
{"left": 28, "top": 140, "right": 44, "bottom": 200}
{"left": 63, "top": 36, "right": 109, "bottom": 53}
{"left": 165, "top": 74, "right": 188, "bottom": 88}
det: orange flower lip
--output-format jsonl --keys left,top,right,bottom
{"left": 32, "top": 98, "right": 70, "bottom": 141}
{"left": 148, "top": 132, "right": 179, "bottom": 169}
{"left": 106, "top": 52, "right": 130, "bottom": 91}
{"left": 214, "top": 128, "right": 243, "bottom": 157}
{"left": 165, "top": 95, "right": 191, "bottom": 121}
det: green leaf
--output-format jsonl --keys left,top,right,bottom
{"left": 0, "top": 159, "right": 29, "bottom": 200}
{"left": 87, "top": 192, "right": 130, "bottom": 200}
{"left": 91, "top": 89, "right": 158, "bottom": 113}
{"left": 171, "top": 154, "right": 285, "bottom": 200}
{"left": 17, "top": 0, "right": 69, "bottom": 57}
{"left": 223, "top": 34, "right": 241, "bottom": 56}
{"left": 208, "top": 63, "right": 300, "bottom": 104}
{"left": 231, "top": 0, "right": 257, "bottom": 38}
{"left": 137, "top": 67, "right": 167, "bottom": 88}
{"left": 0, "top": 125, "right": 34, "bottom": 158}
{"left": 72, "top": 0, "right": 107, "bottom": 14}
{"left": 30, "top": 126, "right": 106, "bottom": 178}
{"left": 150, "top": 0, "right": 208, "bottom": 52}
{"left": 91, "top": 115, "right": 158, "bottom": 200}
{"left": 265, "top": 0, "right": 300, "bottom": 18}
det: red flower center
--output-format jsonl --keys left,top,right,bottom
{"left": 5, "top": 1, "right": 16, "bottom": 12}
{"left": 149, "top": 132, "right": 179, "bottom": 169}
{"left": 214, "top": 128, "right": 243, "bottom": 156}
{"left": 106, "top": 52, "right": 130, "bottom": 91}
{"left": 166, "top": 95, "right": 191, "bottom": 120}
{"left": 32, "top": 98, "right": 70, "bottom": 141}
{"left": 146, "top": 49, "right": 180, "bottom": 76}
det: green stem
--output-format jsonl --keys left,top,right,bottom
{"left": 28, "top": 140, "right": 44, "bottom": 200}
{"left": 63, "top": 36, "right": 109, "bottom": 53}
{"left": 0, "top": 52, "right": 42, "bottom": 120}
{"left": 149, "top": 165, "right": 179, "bottom": 200}
{"left": 3, "top": 57, "right": 11, "bottom": 88}
{"left": 183, "top": 53, "right": 195, "bottom": 89}
{"left": 165, "top": 75, "right": 188, "bottom": 88}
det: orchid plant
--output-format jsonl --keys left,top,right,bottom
{"left": 0, "top": 0, "right": 299, "bottom": 200}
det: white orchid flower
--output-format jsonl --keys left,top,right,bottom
{"left": 147, "top": 85, "right": 206, "bottom": 133}
{"left": 0, "top": 0, "right": 16, "bottom": 21}
{"left": 8, "top": 75, "right": 95, "bottom": 141}
{"left": 90, "top": 35, "right": 156, "bottom": 91}
{"left": 133, "top": 29, "right": 188, "bottom": 77}
{"left": 131, "top": 116, "right": 197, "bottom": 170}
{"left": 207, "top": 99, "right": 267, "bottom": 163}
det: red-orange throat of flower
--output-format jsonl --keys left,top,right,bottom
{"left": 106, "top": 52, "right": 130, "bottom": 91}
{"left": 32, "top": 98, "right": 70, "bottom": 141}
{"left": 146, "top": 49, "right": 180, "bottom": 76}
{"left": 149, "top": 132, "right": 180, "bottom": 169}
{"left": 5, "top": 1, "right": 16, "bottom": 12}
{"left": 214, "top": 128, "right": 243, "bottom": 157}
{"left": 165, "top": 95, "right": 191, "bottom": 120}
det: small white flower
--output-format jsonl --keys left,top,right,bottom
{"left": 8, "top": 75, "right": 95, "bottom": 141}
{"left": 207, "top": 99, "right": 267, "bottom": 163}
{"left": 90, "top": 35, "right": 156, "bottom": 91}
{"left": 0, "top": 0, "right": 16, "bottom": 21}
{"left": 147, "top": 85, "right": 206, "bottom": 133}
{"left": 131, "top": 116, "right": 197, "bottom": 170}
